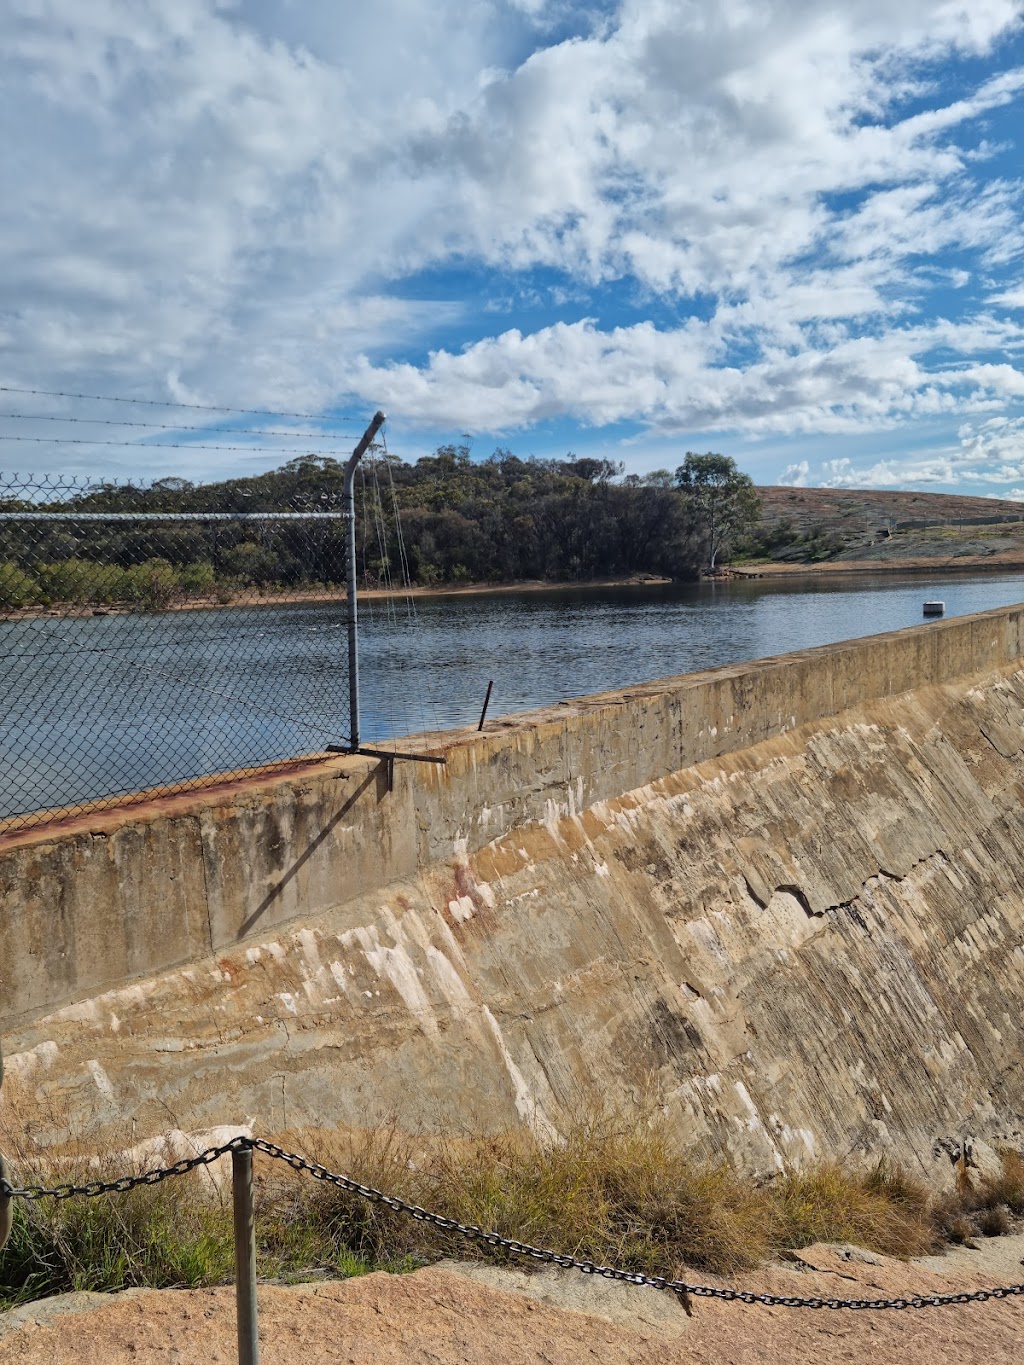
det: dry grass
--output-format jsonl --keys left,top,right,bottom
{"left": 773, "top": 1161, "right": 938, "bottom": 1259}
{"left": 2, "top": 1109, "right": 1022, "bottom": 1309}
{"left": 278, "top": 1117, "right": 778, "bottom": 1277}
{"left": 981, "top": 1149, "right": 1024, "bottom": 1215}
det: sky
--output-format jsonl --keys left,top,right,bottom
{"left": 2, "top": 0, "right": 1024, "bottom": 493}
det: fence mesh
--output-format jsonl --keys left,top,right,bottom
{"left": 0, "top": 471, "right": 359, "bottom": 833}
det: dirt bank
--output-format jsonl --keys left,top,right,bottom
{"left": 732, "top": 551, "right": 1024, "bottom": 578}
{"left": 1, "top": 1239, "right": 1023, "bottom": 1364}
{"left": 2, "top": 574, "right": 673, "bottom": 621}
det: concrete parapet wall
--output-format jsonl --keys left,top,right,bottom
{"left": 3, "top": 601, "right": 1024, "bottom": 1028}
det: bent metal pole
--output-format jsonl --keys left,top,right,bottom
{"left": 344, "top": 410, "right": 386, "bottom": 752}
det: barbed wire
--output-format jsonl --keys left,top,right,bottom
{"left": 0, "top": 434, "right": 350, "bottom": 454}
{"left": 0, "top": 385, "right": 362, "bottom": 423}
{"left": 3, "top": 1135, "right": 1023, "bottom": 1314}
{"left": 0, "top": 413, "right": 360, "bottom": 441}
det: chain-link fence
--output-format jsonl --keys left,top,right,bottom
{"left": 0, "top": 471, "right": 360, "bottom": 833}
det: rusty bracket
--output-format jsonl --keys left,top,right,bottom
{"left": 325, "top": 745, "right": 446, "bottom": 795}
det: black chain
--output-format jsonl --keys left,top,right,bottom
{"left": 0, "top": 1139, "right": 241, "bottom": 1201}
{"left": 3, "top": 1135, "right": 1024, "bottom": 1313}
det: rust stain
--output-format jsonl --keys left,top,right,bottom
{"left": 0, "top": 754, "right": 361, "bottom": 855}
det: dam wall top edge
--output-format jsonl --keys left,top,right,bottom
{"left": 4, "top": 599, "right": 1023, "bottom": 854}
{"left": 2, "top": 599, "right": 1023, "bottom": 1025}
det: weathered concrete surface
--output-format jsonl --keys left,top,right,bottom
{"left": 4, "top": 602, "right": 1024, "bottom": 1026}
{"left": 3, "top": 605, "right": 1024, "bottom": 1177}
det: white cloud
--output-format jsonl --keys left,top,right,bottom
{"left": 957, "top": 414, "right": 1024, "bottom": 468}
{"left": 344, "top": 311, "right": 1021, "bottom": 435}
{"left": 795, "top": 415, "right": 1024, "bottom": 489}
{"left": 1, "top": 0, "right": 1024, "bottom": 478}
{"left": 779, "top": 461, "right": 810, "bottom": 486}
{"left": 991, "top": 285, "right": 1024, "bottom": 308}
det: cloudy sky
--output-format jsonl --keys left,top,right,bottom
{"left": 2, "top": 0, "right": 1024, "bottom": 492}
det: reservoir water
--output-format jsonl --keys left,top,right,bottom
{"left": 2, "top": 570, "right": 1023, "bottom": 819}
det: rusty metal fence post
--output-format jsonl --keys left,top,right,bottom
{"left": 232, "top": 1144, "right": 260, "bottom": 1365}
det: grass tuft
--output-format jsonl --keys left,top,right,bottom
{"left": 982, "top": 1150, "right": 1024, "bottom": 1216}
{"left": 773, "top": 1161, "right": 938, "bottom": 1259}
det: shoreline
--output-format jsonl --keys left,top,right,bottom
{"left": 5, "top": 556, "right": 1024, "bottom": 621}
{"left": 729, "top": 552, "right": 1024, "bottom": 578}
{"left": 1, "top": 575, "right": 674, "bottom": 621}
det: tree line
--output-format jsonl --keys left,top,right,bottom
{"left": 0, "top": 447, "right": 759, "bottom": 610}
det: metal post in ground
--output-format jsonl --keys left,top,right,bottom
{"left": 232, "top": 1144, "right": 260, "bottom": 1365}
{"left": 343, "top": 410, "right": 387, "bottom": 752}
{"left": 0, "top": 1044, "right": 10, "bottom": 1254}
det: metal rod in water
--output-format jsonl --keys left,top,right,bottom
{"left": 478, "top": 679, "right": 494, "bottom": 731}
{"left": 343, "top": 410, "right": 387, "bottom": 752}
{"left": 232, "top": 1145, "right": 260, "bottom": 1365}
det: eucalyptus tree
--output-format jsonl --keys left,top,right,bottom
{"left": 674, "top": 452, "right": 760, "bottom": 571}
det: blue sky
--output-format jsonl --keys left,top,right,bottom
{"left": 2, "top": 0, "right": 1024, "bottom": 493}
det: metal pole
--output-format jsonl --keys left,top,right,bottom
{"left": 343, "top": 410, "right": 387, "bottom": 752}
{"left": 477, "top": 679, "right": 494, "bottom": 731}
{"left": 0, "top": 1045, "right": 10, "bottom": 1254}
{"left": 232, "top": 1145, "right": 260, "bottom": 1365}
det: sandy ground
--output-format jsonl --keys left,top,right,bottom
{"left": 731, "top": 551, "right": 1024, "bottom": 577}
{"left": 2, "top": 1237, "right": 1022, "bottom": 1364}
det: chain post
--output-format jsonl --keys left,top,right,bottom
{"left": 0, "top": 1152, "right": 10, "bottom": 1254}
{"left": 232, "top": 1144, "right": 260, "bottom": 1365}
{"left": 0, "top": 1044, "right": 10, "bottom": 1253}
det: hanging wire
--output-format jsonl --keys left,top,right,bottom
{"left": 0, "top": 434, "right": 350, "bottom": 454}
{"left": 367, "top": 443, "right": 402, "bottom": 749}
{"left": 377, "top": 442, "right": 428, "bottom": 742}
{"left": 358, "top": 459, "right": 375, "bottom": 629}
{"left": 0, "top": 412, "right": 360, "bottom": 440}
{"left": 380, "top": 427, "right": 444, "bottom": 740}
{"left": 0, "top": 384, "right": 363, "bottom": 423}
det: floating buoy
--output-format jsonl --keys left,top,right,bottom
{"left": 923, "top": 601, "right": 945, "bottom": 616}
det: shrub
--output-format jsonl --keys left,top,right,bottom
{"left": 0, "top": 562, "right": 37, "bottom": 610}
{"left": 34, "top": 559, "right": 96, "bottom": 605}
{"left": 983, "top": 1149, "right": 1024, "bottom": 1215}
{"left": 121, "top": 559, "right": 180, "bottom": 611}
{"left": 180, "top": 560, "right": 216, "bottom": 597}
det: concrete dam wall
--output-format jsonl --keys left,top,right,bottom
{"left": 3, "top": 603, "right": 1024, "bottom": 1179}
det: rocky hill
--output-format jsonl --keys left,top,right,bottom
{"left": 751, "top": 486, "right": 1024, "bottom": 569}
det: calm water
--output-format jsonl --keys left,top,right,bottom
{"left": 3, "top": 571, "right": 1024, "bottom": 818}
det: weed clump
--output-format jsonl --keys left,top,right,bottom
{"left": 772, "top": 1160, "right": 937, "bottom": 1259}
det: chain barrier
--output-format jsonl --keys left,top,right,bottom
{"left": 3, "top": 1135, "right": 1024, "bottom": 1314}
{"left": 0, "top": 1139, "right": 241, "bottom": 1203}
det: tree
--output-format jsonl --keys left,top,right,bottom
{"left": 674, "top": 452, "right": 759, "bottom": 571}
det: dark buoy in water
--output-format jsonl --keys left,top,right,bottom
{"left": 923, "top": 600, "right": 945, "bottom": 616}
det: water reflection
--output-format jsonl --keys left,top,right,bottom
{"left": 2, "top": 570, "right": 1023, "bottom": 816}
